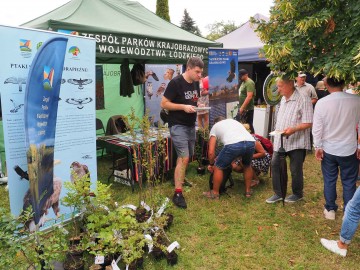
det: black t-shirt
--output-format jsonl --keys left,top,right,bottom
{"left": 315, "top": 89, "right": 329, "bottom": 100}
{"left": 163, "top": 75, "right": 199, "bottom": 127}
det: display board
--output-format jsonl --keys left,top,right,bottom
{"left": 208, "top": 48, "right": 239, "bottom": 126}
{"left": 0, "top": 25, "right": 97, "bottom": 230}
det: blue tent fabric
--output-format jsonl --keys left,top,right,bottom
{"left": 216, "top": 14, "right": 269, "bottom": 62}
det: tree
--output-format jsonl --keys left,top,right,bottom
{"left": 180, "top": 9, "right": 202, "bottom": 36}
{"left": 156, "top": 0, "right": 170, "bottom": 22}
{"left": 205, "top": 21, "right": 238, "bottom": 41}
{"left": 252, "top": 0, "right": 360, "bottom": 81}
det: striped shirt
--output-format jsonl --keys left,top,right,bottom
{"left": 273, "top": 89, "right": 313, "bottom": 152}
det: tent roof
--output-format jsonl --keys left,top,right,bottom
{"left": 22, "top": 0, "right": 221, "bottom": 64}
{"left": 216, "top": 13, "right": 268, "bottom": 62}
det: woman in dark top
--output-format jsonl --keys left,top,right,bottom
{"left": 315, "top": 80, "right": 329, "bottom": 100}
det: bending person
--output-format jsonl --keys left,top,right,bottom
{"left": 232, "top": 128, "right": 271, "bottom": 187}
{"left": 203, "top": 117, "right": 255, "bottom": 199}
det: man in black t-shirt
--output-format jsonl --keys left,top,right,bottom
{"left": 161, "top": 57, "right": 204, "bottom": 209}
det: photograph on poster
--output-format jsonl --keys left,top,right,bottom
{"left": 208, "top": 49, "right": 239, "bottom": 101}
{"left": 144, "top": 64, "right": 181, "bottom": 125}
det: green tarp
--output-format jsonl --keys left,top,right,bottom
{"left": 21, "top": 0, "right": 222, "bottom": 64}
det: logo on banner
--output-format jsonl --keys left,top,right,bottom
{"left": 69, "top": 46, "right": 80, "bottom": 56}
{"left": 20, "top": 39, "right": 32, "bottom": 58}
{"left": 43, "top": 66, "right": 54, "bottom": 90}
{"left": 36, "top": 42, "right": 43, "bottom": 50}
{"left": 68, "top": 46, "right": 80, "bottom": 59}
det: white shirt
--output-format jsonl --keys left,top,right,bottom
{"left": 210, "top": 119, "right": 255, "bottom": 145}
{"left": 312, "top": 92, "right": 360, "bottom": 156}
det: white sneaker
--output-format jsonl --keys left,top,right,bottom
{"left": 320, "top": 238, "right": 347, "bottom": 257}
{"left": 324, "top": 209, "right": 335, "bottom": 220}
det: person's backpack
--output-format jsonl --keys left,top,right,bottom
{"left": 253, "top": 134, "right": 273, "bottom": 156}
{"left": 209, "top": 167, "right": 234, "bottom": 195}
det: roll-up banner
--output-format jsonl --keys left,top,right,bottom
{"left": 208, "top": 48, "right": 239, "bottom": 126}
{"left": 0, "top": 25, "right": 96, "bottom": 230}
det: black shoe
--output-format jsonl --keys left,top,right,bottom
{"left": 172, "top": 193, "right": 187, "bottom": 209}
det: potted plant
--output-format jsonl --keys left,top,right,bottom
{"left": 0, "top": 207, "right": 69, "bottom": 270}
{"left": 195, "top": 127, "right": 210, "bottom": 175}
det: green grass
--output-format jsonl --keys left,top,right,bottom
{"left": 1, "top": 153, "right": 360, "bottom": 269}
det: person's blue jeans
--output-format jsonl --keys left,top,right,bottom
{"left": 215, "top": 141, "right": 255, "bottom": 169}
{"left": 321, "top": 151, "right": 358, "bottom": 212}
{"left": 340, "top": 186, "right": 360, "bottom": 244}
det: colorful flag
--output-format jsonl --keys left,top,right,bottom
{"left": 24, "top": 37, "right": 68, "bottom": 225}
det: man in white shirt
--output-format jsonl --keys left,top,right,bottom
{"left": 204, "top": 117, "right": 255, "bottom": 199}
{"left": 312, "top": 77, "right": 360, "bottom": 220}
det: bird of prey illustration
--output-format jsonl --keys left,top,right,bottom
{"left": 14, "top": 165, "right": 29, "bottom": 180}
{"left": 4, "top": 77, "right": 27, "bottom": 92}
{"left": 67, "top": 78, "right": 93, "bottom": 89}
{"left": 146, "top": 82, "right": 153, "bottom": 99}
{"left": 156, "top": 83, "right": 167, "bottom": 97}
{"left": 226, "top": 59, "right": 236, "bottom": 83}
{"left": 70, "top": 161, "right": 90, "bottom": 183}
{"left": 65, "top": 97, "right": 93, "bottom": 109}
{"left": 10, "top": 99, "right": 24, "bottom": 113}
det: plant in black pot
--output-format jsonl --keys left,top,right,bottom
{"left": 195, "top": 127, "right": 209, "bottom": 175}
{"left": 62, "top": 173, "right": 112, "bottom": 270}
{"left": 0, "top": 207, "right": 69, "bottom": 270}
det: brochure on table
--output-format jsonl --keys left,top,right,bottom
{"left": 0, "top": 25, "right": 96, "bottom": 230}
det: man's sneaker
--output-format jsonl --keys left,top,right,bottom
{"left": 324, "top": 208, "right": 336, "bottom": 220}
{"left": 284, "top": 194, "right": 303, "bottom": 203}
{"left": 183, "top": 178, "right": 193, "bottom": 187}
{"left": 266, "top": 194, "right": 283, "bottom": 204}
{"left": 172, "top": 193, "right": 187, "bottom": 209}
{"left": 320, "top": 239, "right": 347, "bottom": 257}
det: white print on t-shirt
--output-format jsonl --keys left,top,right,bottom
{"left": 185, "top": 90, "right": 198, "bottom": 100}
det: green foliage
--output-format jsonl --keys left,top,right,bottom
{"left": 61, "top": 172, "right": 92, "bottom": 213}
{"left": 205, "top": 20, "right": 239, "bottom": 41}
{"left": 0, "top": 207, "right": 68, "bottom": 270}
{"left": 124, "top": 108, "right": 169, "bottom": 207}
{"left": 253, "top": 0, "right": 360, "bottom": 81}
{"left": 156, "top": 0, "right": 170, "bottom": 22}
{"left": 180, "top": 9, "right": 202, "bottom": 36}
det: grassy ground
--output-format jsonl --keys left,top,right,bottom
{"left": 1, "top": 153, "right": 360, "bottom": 269}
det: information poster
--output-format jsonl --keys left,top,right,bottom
{"left": 208, "top": 48, "right": 239, "bottom": 125}
{"left": 0, "top": 25, "right": 97, "bottom": 230}
{"left": 144, "top": 64, "right": 182, "bottom": 124}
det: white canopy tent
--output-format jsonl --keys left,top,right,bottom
{"left": 216, "top": 13, "right": 269, "bottom": 62}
